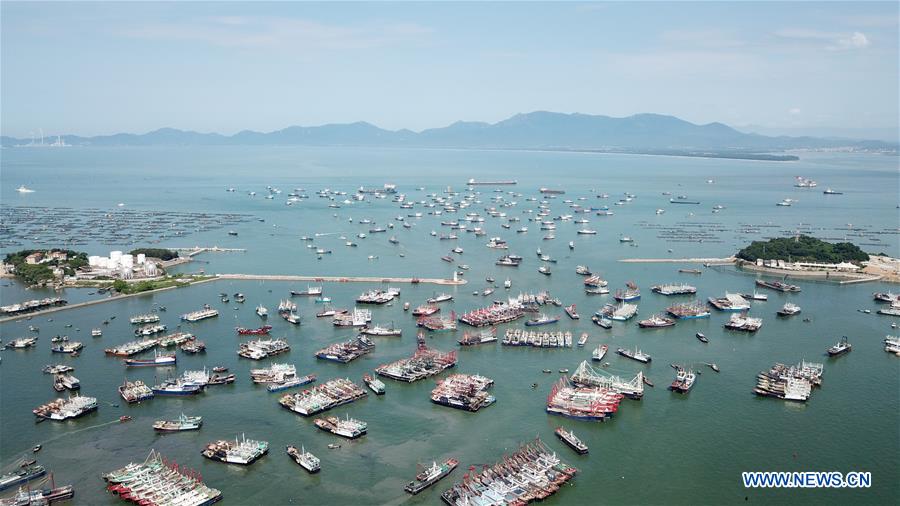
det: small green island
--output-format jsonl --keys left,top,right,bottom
{"left": 737, "top": 235, "right": 869, "bottom": 264}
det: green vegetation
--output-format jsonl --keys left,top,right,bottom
{"left": 4, "top": 249, "right": 89, "bottom": 285}
{"left": 129, "top": 248, "right": 179, "bottom": 261}
{"left": 112, "top": 277, "right": 195, "bottom": 295}
{"left": 737, "top": 235, "right": 869, "bottom": 264}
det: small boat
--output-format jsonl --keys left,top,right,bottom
{"left": 542, "top": 369, "right": 552, "bottom": 373}
{"left": 592, "top": 344, "right": 608, "bottom": 361}
{"left": 538, "top": 266, "right": 551, "bottom": 275}
{"left": 287, "top": 445, "right": 321, "bottom": 473}
{"left": 707, "top": 363, "right": 720, "bottom": 373}
{"left": 591, "top": 315, "right": 613, "bottom": 329}
{"left": 696, "top": 332, "right": 709, "bottom": 343}
{"left": 256, "top": 305, "right": 268, "bottom": 318}
{"left": 525, "top": 314, "right": 559, "bottom": 326}
{"left": 213, "top": 366, "right": 228, "bottom": 373}
{"left": 327, "top": 443, "right": 341, "bottom": 450}
{"left": 404, "top": 458, "right": 459, "bottom": 495}
{"left": 565, "top": 305, "right": 580, "bottom": 320}
{"left": 32, "top": 445, "right": 41, "bottom": 453}
{"left": 119, "top": 416, "right": 133, "bottom": 423}
{"left": 577, "top": 333, "right": 588, "bottom": 347}
{"left": 558, "top": 368, "right": 569, "bottom": 374}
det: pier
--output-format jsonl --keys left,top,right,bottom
{"left": 619, "top": 257, "right": 737, "bottom": 264}
{"left": 215, "top": 273, "right": 467, "bottom": 285}
{"left": 170, "top": 246, "right": 247, "bottom": 257}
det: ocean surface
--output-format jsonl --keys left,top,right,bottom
{"left": 1, "top": 146, "right": 898, "bottom": 505}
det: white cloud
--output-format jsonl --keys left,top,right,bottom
{"left": 774, "top": 28, "right": 872, "bottom": 51}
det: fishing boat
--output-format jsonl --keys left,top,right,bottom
{"left": 427, "top": 293, "right": 453, "bottom": 304}
{"left": 118, "top": 380, "right": 154, "bottom": 403}
{"left": 152, "top": 377, "right": 202, "bottom": 396}
{"left": 827, "top": 336, "right": 852, "bottom": 357}
{"left": 591, "top": 315, "right": 613, "bottom": 329}
{"left": 458, "top": 328, "right": 498, "bottom": 346}
{"left": 667, "top": 300, "right": 711, "bottom": 319}
{"left": 592, "top": 344, "right": 608, "bottom": 361}
{"left": 267, "top": 375, "right": 316, "bottom": 392}
{"left": 525, "top": 314, "right": 559, "bottom": 326}
{"left": 651, "top": 283, "right": 697, "bottom": 296}
{"left": 0, "top": 463, "right": 46, "bottom": 492}
{"left": 724, "top": 313, "right": 763, "bottom": 332}
{"left": 555, "top": 427, "right": 588, "bottom": 454}
{"left": 669, "top": 368, "right": 696, "bottom": 394}
{"left": 614, "top": 282, "right": 641, "bottom": 301}
{"left": 180, "top": 307, "right": 219, "bottom": 322}
{"left": 153, "top": 413, "right": 203, "bottom": 431}
{"left": 286, "top": 445, "right": 320, "bottom": 473}
{"left": 565, "top": 304, "right": 580, "bottom": 320}
{"left": 575, "top": 265, "right": 592, "bottom": 275}
{"left": 617, "top": 347, "right": 651, "bottom": 364}
{"left": 756, "top": 279, "right": 801, "bottom": 293}
{"left": 708, "top": 293, "right": 751, "bottom": 312}
{"left": 33, "top": 394, "right": 98, "bottom": 420}
{"left": 538, "top": 266, "right": 551, "bottom": 275}
{"left": 823, "top": 188, "right": 843, "bottom": 195}
{"left": 256, "top": 305, "right": 268, "bottom": 318}
{"left": 236, "top": 325, "right": 273, "bottom": 335}
{"left": 291, "top": 285, "right": 323, "bottom": 297}
{"left": 404, "top": 458, "right": 458, "bottom": 495}
{"left": 50, "top": 341, "right": 83, "bottom": 354}
{"left": 202, "top": 435, "right": 269, "bottom": 465}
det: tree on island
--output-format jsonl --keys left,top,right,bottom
{"left": 736, "top": 235, "right": 869, "bottom": 264}
{"left": 129, "top": 248, "right": 179, "bottom": 261}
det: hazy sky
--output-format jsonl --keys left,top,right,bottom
{"left": 2, "top": 1, "right": 898, "bottom": 138}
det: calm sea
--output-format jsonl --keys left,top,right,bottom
{"left": 1, "top": 146, "right": 898, "bottom": 505}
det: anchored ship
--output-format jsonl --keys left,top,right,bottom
{"left": 404, "top": 458, "right": 458, "bottom": 495}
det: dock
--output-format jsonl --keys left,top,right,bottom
{"left": 619, "top": 257, "right": 737, "bottom": 264}
{"left": 215, "top": 273, "right": 466, "bottom": 285}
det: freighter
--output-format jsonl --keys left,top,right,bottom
{"left": 430, "top": 374, "right": 495, "bottom": 412}
{"left": 202, "top": 435, "right": 269, "bottom": 465}
{"left": 404, "top": 458, "right": 458, "bottom": 495}
{"left": 458, "top": 304, "right": 524, "bottom": 327}
{"left": 651, "top": 283, "right": 697, "bottom": 296}
{"left": 33, "top": 394, "right": 98, "bottom": 420}
{"left": 708, "top": 292, "right": 751, "bottom": 311}
{"left": 724, "top": 313, "right": 763, "bottom": 332}
{"left": 375, "top": 344, "right": 457, "bottom": 382}
{"left": 287, "top": 445, "right": 320, "bottom": 473}
{"left": 755, "top": 279, "right": 801, "bottom": 293}
{"left": 457, "top": 328, "right": 497, "bottom": 346}
{"left": 181, "top": 307, "right": 219, "bottom": 322}
{"left": 153, "top": 413, "right": 203, "bottom": 431}
{"left": 278, "top": 378, "right": 368, "bottom": 416}
{"left": 666, "top": 300, "right": 711, "bottom": 319}
{"left": 123, "top": 350, "right": 176, "bottom": 367}
{"left": 315, "top": 336, "right": 375, "bottom": 363}
{"left": 547, "top": 378, "right": 623, "bottom": 421}
{"left": 118, "top": 380, "right": 154, "bottom": 403}
{"left": 314, "top": 415, "right": 368, "bottom": 439}
{"left": 128, "top": 313, "right": 160, "bottom": 324}
{"left": 555, "top": 427, "right": 588, "bottom": 454}
{"left": 638, "top": 314, "right": 676, "bottom": 328}
{"left": 570, "top": 360, "right": 643, "bottom": 399}
{"left": 104, "top": 339, "right": 158, "bottom": 356}
{"left": 440, "top": 438, "right": 577, "bottom": 505}
{"left": 0, "top": 463, "right": 46, "bottom": 492}
{"left": 104, "top": 450, "right": 222, "bottom": 505}
{"left": 237, "top": 338, "right": 290, "bottom": 360}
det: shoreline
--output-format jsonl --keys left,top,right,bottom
{"left": 0, "top": 273, "right": 464, "bottom": 323}
{"left": 735, "top": 261, "right": 884, "bottom": 284}
{"left": 618, "top": 257, "right": 737, "bottom": 264}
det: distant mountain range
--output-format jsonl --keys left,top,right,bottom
{"left": 3, "top": 112, "right": 896, "bottom": 159}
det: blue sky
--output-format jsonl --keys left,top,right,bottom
{"left": 2, "top": 1, "right": 898, "bottom": 139}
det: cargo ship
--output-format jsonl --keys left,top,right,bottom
{"left": 651, "top": 283, "right": 697, "bottom": 296}
{"left": 404, "top": 458, "right": 458, "bottom": 495}
{"left": 33, "top": 394, "right": 98, "bottom": 420}
{"left": 124, "top": 350, "right": 176, "bottom": 367}
{"left": 0, "top": 463, "right": 46, "bottom": 492}
{"left": 278, "top": 378, "right": 368, "bottom": 416}
{"left": 638, "top": 314, "right": 676, "bottom": 328}
{"left": 708, "top": 293, "right": 751, "bottom": 312}
{"left": 666, "top": 300, "right": 711, "bottom": 319}
{"left": 555, "top": 427, "right": 588, "bottom": 454}
{"left": 237, "top": 339, "right": 290, "bottom": 360}
{"left": 202, "top": 435, "right": 269, "bottom": 465}
{"left": 286, "top": 445, "right": 320, "bottom": 473}
{"left": 315, "top": 336, "right": 375, "bottom": 363}
{"left": 363, "top": 373, "right": 386, "bottom": 394}
{"left": 153, "top": 413, "right": 202, "bottom": 431}
{"left": 430, "top": 374, "right": 495, "bottom": 412}
{"left": 440, "top": 438, "right": 577, "bottom": 505}
{"left": 104, "top": 339, "right": 158, "bottom": 356}
{"left": 755, "top": 279, "right": 801, "bottom": 293}
{"left": 118, "top": 380, "right": 154, "bottom": 403}
{"left": 314, "top": 415, "right": 368, "bottom": 439}
{"left": 181, "top": 307, "right": 219, "bottom": 322}
{"left": 546, "top": 378, "right": 623, "bottom": 421}
{"left": 104, "top": 450, "right": 221, "bottom": 505}
{"left": 457, "top": 328, "right": 497, "bottom": 346}
{"left": 375, "top": 344, "right": 457, "bottom": 382}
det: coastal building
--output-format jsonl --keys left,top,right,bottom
{"left": 754, "top": 258, "right": 861, "bottom": 272}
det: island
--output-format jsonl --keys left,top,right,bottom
{"left": 735, "top": 236, "right": 880, "bottom": 282}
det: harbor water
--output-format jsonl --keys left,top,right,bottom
{"left": 1, "top": 146, "right": 898, "bottom": 505}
